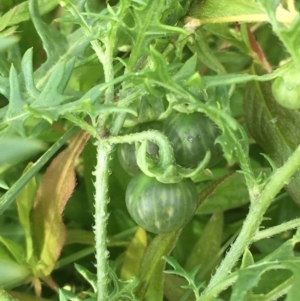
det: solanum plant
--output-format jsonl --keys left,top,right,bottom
{"left": 1, "top": 0, "right": 300, "bottom": 300}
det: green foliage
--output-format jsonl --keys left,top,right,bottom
{"left": 1, "top": 0, "right": 300, "bottom": 300}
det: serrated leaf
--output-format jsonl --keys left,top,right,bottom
{"left": 244, "top": 65, "right": 300, "bottom": 206}
{"left": 28, "top": 0, "right": 90, "bottom": 90}
{"left": 230, "top": 259, "right": 300, "bottom": 301}
{"left": 1, "top": 65, "right": 28, "bottom": 136}
{"left": 120, "top": 0, "right": 186, "bottom": 72}
{"left": 135, "top": 231, "right": 181, "bottom": 301}
{"left": 16, "top": 163, "right": 37, "bottom": 262}
{"left": 230, "top": 229, "right": 300, "bottom": 300}
{"left": 31, "top": 130, "right": 90, "bottom": 276}
{"left": 120, "top": 227, "right": 147, "bottom": 281}
{"left": 164, "top": 256, "right": 203, "bottom": 299}
{"left": 28, "top": 59, "right": 75, "bottom": 122}
{"left": 109, "top": 270, "right": 140, "bottom": 301}
{"left": 188, "top": 29, "right": 226, "bottom": 74}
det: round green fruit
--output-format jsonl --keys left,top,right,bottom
{"left": 163, "top": 111, "right": 222, "bottom": 168}
{"left": 272, "top": 76, "right": 300, "bottom": 110}
{"left": 125, "top": 172, "right": 198, "bottom": 233}
{"left": 118, "top": 122, "right": 162, "bottom": 176}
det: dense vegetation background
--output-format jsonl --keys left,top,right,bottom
{"left": 1, "top": 0, "right": 300, "bottom": 300}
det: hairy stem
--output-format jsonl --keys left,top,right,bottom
{"left": 94, "top": 141, "right": 112, "bottom": 301}
{"left": 199, "top": 144, "right": 300, "bottom": 300}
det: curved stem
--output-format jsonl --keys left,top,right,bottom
{"left": 199, "top": 144, "right": 300, "bottom": 300}
{"left": 107, "top": 130, "right": 175, "bottom": 168}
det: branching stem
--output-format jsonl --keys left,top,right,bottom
{"left": 199, "top": 144, "right": 300, "bottom": 300}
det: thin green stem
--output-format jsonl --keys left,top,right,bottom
{"left": 64, "top": 114, "right": 97, "bottom": 137}
{"left": 55, "top": 246, "right": 95, "bottom": 270}
{"left": 253, "top": 218, "right": 300, "bottom": 242}
{"left": 94, "top": 141, "right": 112, "bottom": 301}
{"left": 200, "top": 144, "right": 300, "bottom": 300}
{"left": 0, "top": 126, "right": 78, "bottom": 215}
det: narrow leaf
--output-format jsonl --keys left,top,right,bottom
{"left": 16, "top": 163, "right": 38, "bottom": 262}
{"left": 135, "top": 231, "right": 181, "bottom": 301}
{"left": 31, "top": 130, "right": 90, "bottom": 276}
{"left": 120, "top": 227, "right": 147, "bottom": 280}
{"left": 0, "top": 236, "right": 24, "bottom": 264}
{"left": 185, "top": 212, "right": 223, "bottom": 282}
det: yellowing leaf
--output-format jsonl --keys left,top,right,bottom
{"left": 31, "top": 130, "right": 90, "bottom": 276}
{"left": 16, "top": 163, "right": 37, "bottom": 262}
{"left": 120, "top": 227, "right": 147, "bottom": 281}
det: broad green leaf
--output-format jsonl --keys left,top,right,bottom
{"left": 0, "top": 236, "right": 24, "bottom": 264}
{"left": 16, "top": 163, "right": 37, "bottom": 262}
{"left": 185, "top": 212, "right": 223, "bottom": 282}
{"left": 2, "top": 0, "right": 59, "bottom": 26}
{"left": 120, "top": 227, "right": 147, "bottom": 280}
{"left": 0, "top": 138, "right": 44, "bottom": 166}
{"left": 197, "top": 172, "right": 249, "bottom": 214}
{"left": 135, "top": 231, "right": 181, "bottom": 301}
{"left": 0, "top": 36, "right": 19, "bottom": 52}
{"left": 31, "top": 130, "right": 90, "bottom": 276}
{"left": 172, "top": 54, "right": 198, "bottom": 84}
{"left": 0, "top": 245, "right": 31, "bottom": 289}
{"left": 188, "top": 0, "right": 264, "bottom": 23}
{"left": 244, "top": 65, "right": 300, "bottom": 206}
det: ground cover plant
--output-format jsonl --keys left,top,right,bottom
{"left": 1, "top": 0, "right": 300, "bottom": 300}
